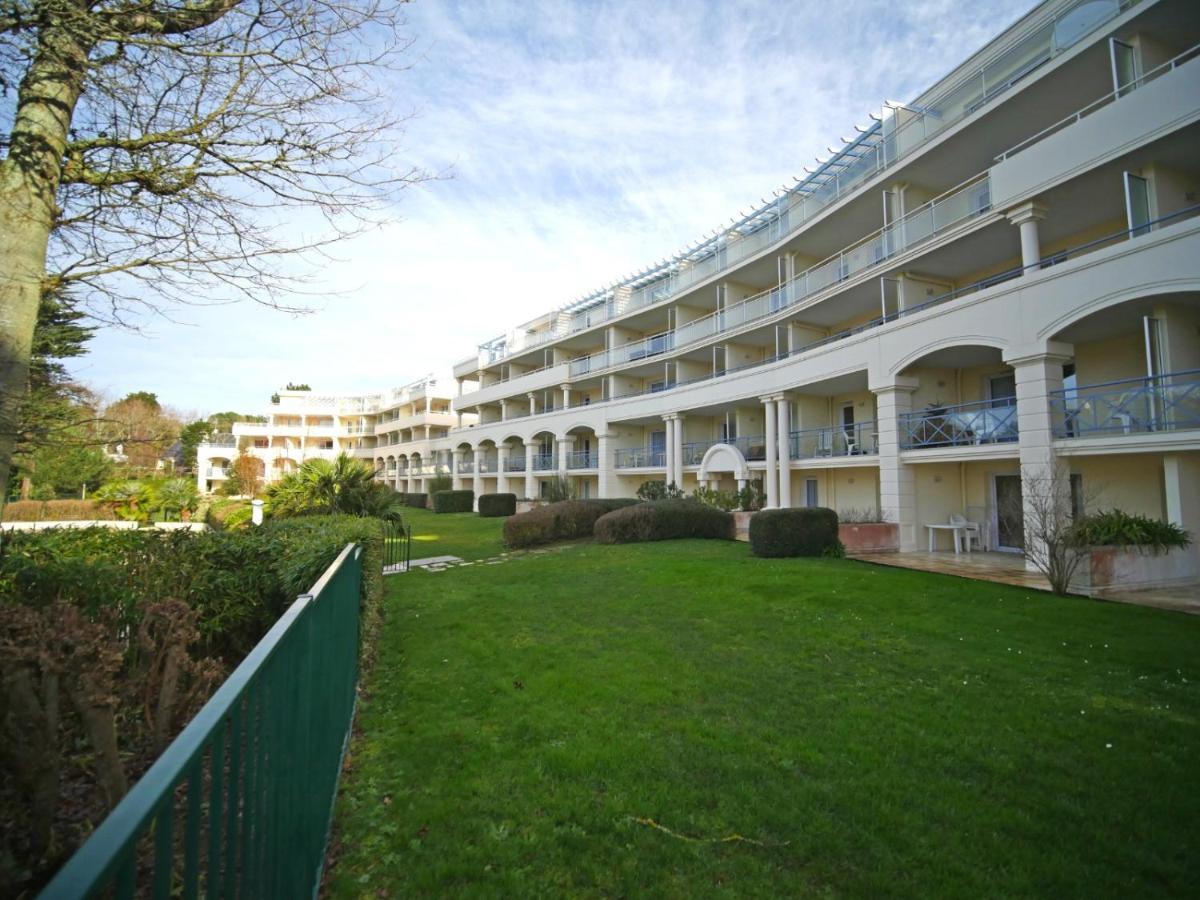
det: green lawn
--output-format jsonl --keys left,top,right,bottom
{"left": 402, "top": 507, "right": 507, "bottom": 561}
{"left": 330, "top": 522, "right": 1200, "bottom": 898}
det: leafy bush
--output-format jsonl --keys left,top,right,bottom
{"left": 692, "top": 486, "right": 739, "bottom": 511}
{"left": 401, "top": 492, "right": 428, "bottom": 509}
{"left": 433, "top": 489, "right": 474, "bottom": 513}
{"left": 594, "top": 500, "right": 734, "bottom": 544}
{"left": 428, "top": 472, "right": 453, "bottom": 494}
{"left": 1072, "top": 509, "right": 1191, "bottom": 553}
{"left": 738, "top": 481, "right": 766, "bottom": 512}
{"left": 478, "top": 493, "right": 517, "bottom": 517}
{"left": 542, "top": 475, "right": 574, "bottom": 503}
{"left": 503, "top": 499, "right": 639, "bottom": 549}
{"left": 750, "top": 507, "right": 843, "bottom": 558}
{"left": 837, "top": 507, "right": 887, "bottom": 524}
{"left": 637, "top": 480, "right": 685, "bottom": 501}
{"left": 266, "top": 454, "right": 403, "bottom": 521}
{"left": 205, "top": 498, "right": 251, "bottom": 530}
{"left": 2, "top": 499, "right": 115, "bottom": 521}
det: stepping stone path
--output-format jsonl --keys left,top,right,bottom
{"left": 384, "top": 544, "right": 575, "bottom": 575}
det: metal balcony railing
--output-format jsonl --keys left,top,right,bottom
{"left": 532, "top": 454, "right": 557, "bottom": 471}
{"left": 567, "top": 451, "right": 597, "bottom": 470}
{"left": 900, "top": 398, "right": 1018, "bottom": 449}
{"left": 789, "top": 421, "right": 879, "bottom": 458}
{"left": 614, "top": 448, "right": 666, "bottom": 469}
{"left": 503, "top": 456, "right": 526, "bottom": 472}
{"left": 456, "top": 459, "right": 475, "bottom": 474}
{"left": 204, "top": 434, "right": 237, "bottom": 448}
{"left": 1050, "top": 370, "right": 1200, "bottom": 438}
{"left": 476, "top": 455, "right": 498, "bottom": 474}
{"left": 205, "top": 466, "right": 229, "bottom": 478}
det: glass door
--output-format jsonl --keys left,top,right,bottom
{"left": 1124, "top": 172, "right": 1151, "bottom": 237}
{"left": 992, "top": 475, "right": 1025, "bottom": 552}
{"left": 1109, "top": 38, "right": 1138, "bottom": 97}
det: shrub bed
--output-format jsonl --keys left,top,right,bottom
{"left": 750, "top": 507, "right": 842, "bottom": 558}
{"left": 478, "top": 493, "right": 517, "bottom": 518}
{"left": 0, "top": 517, "right": 384, "bottom": 894}
{"left": 2, "top": 499, "right": 115, "bottom": 521}
{"left": 503, "top": 499, "right": 639, "bottom": 549}
{"left": 433, "top": 489, "right": 474, "bottom": 513}
{"left": 401, "top": 492, "right": 428, "bottom": 509}
{"left": 594, "top": 499, "right": 734, "bottom": 544}
{"left": 1072, "top": 509, "right": 1191, "bottom": 552}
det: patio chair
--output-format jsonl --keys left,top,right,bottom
{"left": 950, "top": 514, "right": 983, "bottom": 552}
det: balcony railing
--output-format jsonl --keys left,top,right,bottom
{"left": 1051, "top": 370, "right": 1200, "bottom": 438}
{"left": 569, "top": 174, "right": 991, "bottom": 378}
{"left": 476, "top": 455, "right": 498, "bottom": 474}
{"left": 900, "top": 398, "right": 1018, "bottom": 449}
{"left": 614, "top": 448, "right": 665, "bottom": 469}
{"left": 789, "top": 421, "right": 879, "bottom": 458}
{"left": 532, "top": 454, "right": 557, "bottom": 471}
{"left": 456, "top": 459, "right": 475, "bottom": 474}
{"left": 204, "top": 434, "right": 237, "bottom": 448}
{"left": 567, "top": 451, "right": 597, "bottom": 470}
{"left": 205, "top": 466, "right": 229, "bottom": 478}
{"left": 503, "top": 456, "right": 526, "bottom": 472}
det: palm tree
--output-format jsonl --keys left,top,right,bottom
{"left": 266, "top": 454, "right": 404, "bottom": 521}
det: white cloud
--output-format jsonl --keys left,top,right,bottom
{"left": 71, "top": 0, "right": 1024, "bottom": 414}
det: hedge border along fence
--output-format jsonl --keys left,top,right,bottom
{"left": 749, "top": 507, "right": 843, "bottom": 558}
{"left": 2, "top": 499, "right": 117, "bottom": 521}
{"left": 502, "top": 499, "right": 640, "bottom": 549}
{"left": 593, "top": 499, "right": 735, "bottom": 544}
{"left": 478, "top": 493, "right": 517, "bottom": 518}
{"left": 401, "top": 493, "right": 428, "bottom": 509}
{"left": 433, "top": 490, "right": 474, "bottom": 514}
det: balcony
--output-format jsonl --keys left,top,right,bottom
{"left": 789, "top": 422, "right": 879, "bottom": 459}
{"left": 569, "top": 174, "right": 991, "bottom": 378}
{"left": 1051, "top": 371, "right": 1200, "bottom": 439}
{"left": 566, "top": 451, "right": 597, "bottom": 470}
{"left": 504, "top": 456, "right": 526, "bottom": 473}
{"left": 344, "top": 424, "right": 375, "bottom": 435}
{"left": 900, "top": 398, "right": 1018, "bottom": 450}
{"left": 532, "top": 454, "right": 557, "bottom": 471}
{"left": 456, "top": 459, "right": 475, "bottom": 474}
{"left": 204, "top": 434, "right": 237, "bottom": 448}
{"left": 476, "top": 455, "right": 498, "bottom": 474}
{"left": 614, "top": 448, "right": 665, "bottom": 469}
{"left": 206, "top": 466, "right": 229, "bottom": 478}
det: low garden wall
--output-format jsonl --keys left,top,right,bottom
{"left": 838, "top": 522, "right": 900, "bottom": 554}
{"left": 1071, "top": 545, "right": 1199, "bottom": 596}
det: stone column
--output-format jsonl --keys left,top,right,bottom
{"left": 673, "top": 414, "right": 685, "bottom": 490}
{"left": 762, "top": 398, "right": 778, "bottom": 508}
{"left": 500, "top": 399, "right": 508, "bottom": 422}
{"left": 662, "top": 416, "right": 675, "bottom": 486}
{"left": 871, "top": 377, "right": 920, "bottom": 550}
{"left": 1164, "top": 454, "right": 1200, "bottom": 542}
{"left": 497, "top": 443, "right": 510, "bottom": 495}
{"left": 1008, "top": 344, "right": 1073, "bottom": 571}
{"left": 598, "top": 431, "right": 613, "bottom": 498}
{"left": 456, "top": 411, "right": 463, "bottom": 429}
{"left": 1006, "top": 202, "right": 1048, "bottom": 273}
{"left": 557, "top": 436, "right": 574, "bottom": 475}
{"left": 472, "top": 445, "right": 484, "bottom": 509}
{"left": 560, "top": 384, "right": 571, "bottom": 410}
{"left": 775, "top": 395, "right": 792, "bottom": 508}
{"left": 452, "top": 449, "right": 463, "bottom": 490}
{"left": 525, "top": 442, "right": 537, "bottom": 499}
{"left": 528, "top": 392, "right": 537, "bottom": 416}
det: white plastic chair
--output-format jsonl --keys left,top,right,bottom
{"left": 950, "top": 514, "right": 983, "bottom": 552}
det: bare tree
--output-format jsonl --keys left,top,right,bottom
{"left": 998, "top": 468, "right": 1101, "bottom": 595}
{"left": 0, "top": 1, "right": 426, "bottom": 501}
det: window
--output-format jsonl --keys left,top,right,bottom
{"left": 1070, "top": 474, "right": 1085, "bottom": 521}
{"left": 805, "top": 479, "right": 819, "bottom": 508}
{"left": 1124, "top": 172, "right": 1151, "bottom": 237}
{"left": 988, "top": 373, "right": 1017, "bottom": 407}
{"left": 1109, "top": 38, "right": 1138, "bottom": 97}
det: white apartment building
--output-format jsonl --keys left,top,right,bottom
{"left": 204, "top": 0, "right": 1200, "bottom": 580}
{"left": 196, "top": 377, "right": 468, "bottom": 493}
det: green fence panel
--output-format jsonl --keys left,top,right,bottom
{"left": 39, "top": 543, "right": 364, "bottom": 900}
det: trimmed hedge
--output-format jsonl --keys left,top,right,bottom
{"left": 749, "top": 507, "right": 842, "bottom": 558}
{"left": 503, "top": 498, "right": 639, "bottom": 549}
{"left": 401, "top": 492, "right": 428, "bottom": 509}
{"left": 433, "top": 489, "right": 474, "bottom": 513}
{"left": 2, "top": 499, "right": 116, "bottom": 522}
{"left": 478, "top": 493, "right": 517, "bottom": 518}
{"left": 594, "top": 499, "right": 734, "bottom": 544}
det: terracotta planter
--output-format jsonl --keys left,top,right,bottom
{"left": 733, "top": 510, "right": 755, "bottom": 542}
{"left": 838, "top": 522, "right": 899, "bottom": 554}
{"left": 1071, "top": 545, "right": 1199, "bottom": 596}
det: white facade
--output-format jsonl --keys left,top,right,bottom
{"left": 207, "top": 0, "right": 1200, "bottom": 577}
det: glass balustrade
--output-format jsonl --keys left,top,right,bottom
{"left": 900, "top": 398, "right": 1018, "bottom": 449}
{"left": 1050, "top": 371, "right": 1200, "bottom": 438}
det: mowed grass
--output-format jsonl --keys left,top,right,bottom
{"left": 402, "top": 507, "right": 507, "bottom": 561}
{"left": 329, "top": 529, "right": 1200, "bottom": 898}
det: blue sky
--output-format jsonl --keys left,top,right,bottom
{"left": 69, "top": 0, "right": 1025, "bottom": 416}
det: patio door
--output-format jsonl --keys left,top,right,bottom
{"left": 1124, "top": 172, "right": 1152, "bottom": 237}
{"left": 991, "top": 474, "right": 1025, "bottom": 552}
{"left": 650, "top": 430, "right": 666, "bottom": 466}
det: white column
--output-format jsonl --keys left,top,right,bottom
{"left": 560, "top": 384, "right": 571, "bottom": 410}
{"left": 456, "top": 411, "right": 463, "bottom": 429}
{"left": 1006, "top": 202, "right": 1048, "bottom": 273}
{"left": 497, "top": 443, "right": 510, "bottom": 494}
{"left": 872, "top": 378, "right": 919, "bottom": 550}
{"left": 762, "top": 398, "right": 778, "bottom": 508}
{"left": 598, "top": 431, "right": 613, "bottom": 498}
{"left": 1008, "top": 345, "right": 1073, "bottom": 571}
{"left": 472, "top": 445, "right": 484, "bottom": 509}
{"left": 557, "top": 436, "right": 574, "bottom": 474}
{"left": 500, "top": 399, "right": 508, "bottom": 421}
{"left": 775, "top": 396, "right": 792, "bottom": 508}
{"left": 452, "top": 449, "right": 464, "bottom": 490}
{"left": 528, "top": 392, "right": 537, "bottom": 416}
{"left": 662, "top": 416, "right": 675, "bottom": 486}
{"left": 1164, "top": 454, "right": 1200, "bottom": 546}
{"left": 525, "top": 442, "right": 536, "bottom": 499}
{"left": 673, "top": 414, "right": 685, "bottom": 489}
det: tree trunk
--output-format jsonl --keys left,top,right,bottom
{"left": 0, "top": 16, "right": 95, "bottom": 507}
{"left": 0, "top": 668, "right": 61, "bottom": 858}
{"left": 68, "top": 671, "right": 129, "bottom": 810}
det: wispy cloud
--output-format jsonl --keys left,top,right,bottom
{"left": 72, "top": 0, "right": 1023, "bottom": 413}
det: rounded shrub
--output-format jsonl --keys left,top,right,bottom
{"left": 749, "top": 507, "right": 842, "bottom": 558}
{"left": 503, "top": 498, "right": 639, "bottom": 549}
{"left": 478, "top": 493, "right": 517, "bottom": 518}
{"left": 593, "top": 499, "right": 734, "bottom": 544}
{"left": 432, "top": 489, "right": 475, "bottom": 513}
{"left": 401, "top": 492, "right": 428, "bottom": 509}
